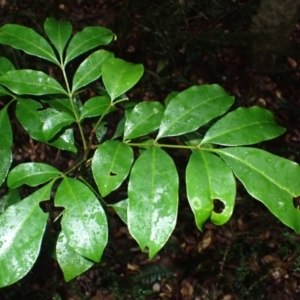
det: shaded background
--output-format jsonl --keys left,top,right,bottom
{"left": 0, "top": 0, "right": 300, "bottom": 299}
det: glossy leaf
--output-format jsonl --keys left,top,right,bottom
{"left": 217, "top": 147, "right": 300, "bottom": 233}
{"left": 42, "top": 98, "right": 73, "bottom": 115}
{"left": 92, "top": 141, "right": 134, "bottom": 197}
{"left": 72, "top": 50, "right": 114, "bottom": 93}
{"left": 0, "top": 24, "right": 59, "bottom": 64}
{"left": 112, "top": 117, "right": 125, "bottom": 139}
{"left": 55, "top": 177, "right": 108, "bottom": 262}
{"left": 0, "top": 189, "right": 20, "bottom": 213}
{"left": 94, "top": 121, "right": 107, "bottom": 143}
{"left": 44, "top": 18, "right": 72, "bottom": 58}
{"left": 0, "top": 106, "right": 12, "bottom": 187}
{"left": 102, "top": 58, "right": 144, "bottom": 101}
{"left": 201, "top": 107, "right": 286, "bottom": 146}
{"left": 65, "top": 26, "right": 114, "bottom": 64}
{"left": 124, "top": 101, "right": 165, "bottom": 139}
{"left": 186, "top": 151, "right": 236, "bottom": 230}
{"left": 0, "top": 149, "right": 11, "bottom": 188}
{"left": 0, "top": 57, "right": 15, "bottom": 75}
{"left": 43, "top": 111, "right": 75, "bottom": 141}
{"left": 7, "top": 162, "right": 61, "bottom": 189}
{"left": 109, "top": 199, "right": 128, "bottom": 224}
{"left": 56, "top": 231, "right": 93, "bottom": 282}
{"left": 157, "top": 84, "right": 234, "bottom": 138}
{"left": 0, "top": 70, "right": 66, "bottom": 95}
{"left": 0, "top": 86, "right": 11, "bottom": 96}
{"left": 16, "top": 99, "right": 76, "bottom": 152}
{"left": 80, "top": 96, "right": 111, "bottom": 120}
{"left": 128, "top": 147, "right": 178, "bottom": 259}
{"left": 0, "top": 183, "right": 52, "bottom": 287}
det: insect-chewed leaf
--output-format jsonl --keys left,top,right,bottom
{"left": 72, "top": 50, "right": 114, "bottom": 93}
{"left": 44, "top": 18, "right": 72, "bottom": 59}
{"left": 92, "top": 141, "right": 134, "bottom": 197}
{"left": 0, "top": 57, "right": 15, "bottom": 76}
{"left": 128, "top": 147, "right": 179, "bottom": 259}
{"left": 124, "top": 101, "right": 165, "bottom": 139}
{"left": 80, "top": 96, "right": 111, "bottom": 120}
{"left": 157, "top": 84, "right": 234, "bottom": 139}
{"left": 217, "top": 147, "right": 300, "bottom": 233}
{"left": 16, "top": 99, "right": 77, "bottom": 153}
{"left": 65, "top": 26, "right": 114, "bottom": 64}
{"left": 56, "top": 231, "right": 94, "bottom": 282}
{"left": 7, "top": 162, "right": 61, "bottom": 189}
{"left": 0, "top": 183, "right": 52, "bottom": 288}
{"left": 186, "top": 151, "right": 236, "bottom": 230}
{"left": 42, "top": 111, "right": 75, "bottom": 141}
{"left": 0, "top": 24, "right": 59, "bottom": 64}
{"left": 201, "top": 106, "right": 285, "bottom": 146}
{"left": 102, "top": 58, "right": 144, "bottom": 101}
{"left": 109, "top": 199, "right": 128, "bottom": 224}
{"left": 55, "top": 178, "right": 108, "bottom": 262}
{"left": 0, "top": 70, "right": 67, "bottom": 95}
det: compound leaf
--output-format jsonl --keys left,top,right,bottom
{"left": 92, "top": 141, "right": 134, "bottom": 197}
{"left": 102, "top": 58, "right": 144, "bottom": 101}
{"left": 55, "top": 177, "right": 108, "bottom": 262}
{"left": 0, "top": 183, "right": 52, "bottom": 287}
{"left": 7, "top": 162, "right": 61, "bottom": 189}
{"left": 186, "top": 151, "right": 236, "bottom": 230}
{"left": 0, "top": 24, "right": 59, "bottom": 64}
{"left": 202, "top": 106, "right": 285, "bottom": 146}
{"left": 128, "top": 147, "right": 178, "bottom": 259}
{"left": 124, "top": 101, "right": 165, "bottom": 139}
{"left": 157, "top": 84, "right": 234, "bottom": 138}
{"left": 217, "top": 147, "right": 300, "bottom": 233}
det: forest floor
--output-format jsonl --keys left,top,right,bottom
{"left": 1, "top": 0, "right": 300, "bottom": 299}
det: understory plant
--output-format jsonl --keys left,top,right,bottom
{"left": 0, "top": 18, "right": 300, "bottom": 288}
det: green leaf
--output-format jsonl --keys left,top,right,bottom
{"left": 65, "top": 26, "right": 114, "bottom": 64}
{"left": 0, "top": 70, "right": 67, "bottom": 95}
{"left": 102, "top": 58, "right": 144, "bottom": 101}
{"left": 109, "top": 199, "right": 128, "bottom": 224}
{"left": 165, "top": 91, "right": 179, "bottom": 106}
{"left": 72, "top": 50, "right": 114, "bottom": 93}
{"left": 94, "top": 121, "right": 108, "bottom": 143}
{"left": 0, "top": 189, "right": 20, "bottom": 213}
{"left": 201, "top": 107, "right": 286, "bottom": 146}
{"left": 43, "top": 111, "right": 75, "bottom": 141}
{"left": 157, "top": 84, "right": 234, "bottom": 139}
{"left": 7, "top": 162, "right": 61, "bottom": 189}
{"left": 0, "top": 183, "right": 52, "bottom": 287}
{"left": 44, "top": 18, "right": 72, "bottom": 59}
{"left": 80, "top": 96, "right": 111, "bottom": 120}
{"left": 0, "top": 148, "right": 12, "bottom": 187}
{"left": 112, "top": 116, "right": 125, "bottom": 139}
{"left": 0, "top": 57, "right": 15, "bottom": 75}
{"left": 16, "top": 99, "right": 77, "bottom": 153}
{"left": 128, "top": 147, "right": 178, "bottom": 259}
{"left": 42, "top": 98, "right": 74, "bottom": 115}
{"left": 0, "top": 86, "right": 12, "bottom": 97}
{"left": 0, "top": 106, "right": 12, "bottom": 187}
{"left": 92, "top": 141, "right": 134, "bottom": 197}
{"left": 217, "top": 147, "right": 300, "bottom": 233}
{"left": 186, "top": 151, "right": 236, "bottom": 230}
{"left": 56, "top": 231, "right": 93, "bottom": 282}
{"left": 55, "top": 178, "right": 108, "bottom": 262}
{"left": 0, "top": 24, "right": 59, "bottom": 64}
{"left": 124, "top": 101, "right": 165, "bottom": 139}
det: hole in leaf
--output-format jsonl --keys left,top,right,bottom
{"left": 213, "top": 199, "right": 225, "bottom": 214}
{"left": 293, "top": 197, "right": 300, "bottom": 209}
{"left": 110, "top": 171, "right": 117, "bottom": 176}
